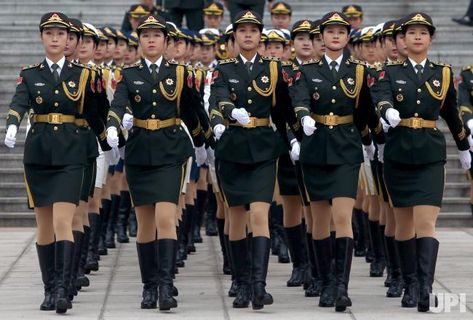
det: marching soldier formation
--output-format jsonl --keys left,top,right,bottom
{"left": 4, "top": 1, "right": 473, "bottom": 315}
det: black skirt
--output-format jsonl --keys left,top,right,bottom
{"left": 126, "top": 162, "right": 186, "bottom": 207}
{"left": 24, "top": 164, "right": 84, "bottom": 208}
{"left": 80, "top": 160, "right": 96, "bottom": 201}
{"left": 301, "top": 163, "right": 360, "bottom": 201}
{"left": 277, "top": 153, "right": 300, "bottom": 196}
{"left": 218, "top": 158, "right": 277, "bottom": 207}
{"left": 384, "top": 160, "right": 445, "bottom": 208}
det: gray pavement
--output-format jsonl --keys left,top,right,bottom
{"left": 0, "top": 228, "right": 472, "bottom": 319}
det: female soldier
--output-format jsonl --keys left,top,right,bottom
{"left": 4, "top": 12, "right": 103, "bottom": 314}
{"left": 377, "top": 12, "right": 471, "bottom": 312}
{"left": 106, "top": 14, "right": 206, "bottom": 311}
{"left": 290, "top": 12, "right": 385, "bottom": 312}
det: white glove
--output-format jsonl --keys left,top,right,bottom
{"left": 380, "top": 118, "right": 390, "bottom": 133}
{"left": 364, "top": 142, "right": 376, "bottom": 161}
{"left": 377, "top": 144, "right": 385, "bottom": 163}
{"left": 122, "top": 113, "right": 133, "bottom": 130}
{"left": 385, "top": 108, "right": 401, "bottom": 128}
{"left": 107, "top": 147, "right": 121, "bottom": 166}
{"left": 301, "top": 116, "right": 317, "bottom": 136}
{"left": 213, "top": 124, "right": 226, "bottom": 140}
{"left": 195, "top": 145, "right": 207, "bottom": 166}
{"left": 231, "top": 108, "right": 250, "bottom": 125}
{"left": 459, "top": 150, "right": 472, "bottom": 170}
{"left": 467, "top": 119, "right": 473, "bottom": 131}
{"left": 290, "top": 139, "right": 300, "bottom": 162}
{"left": 4, "top": 125, "right": 17, "bottom": 148}
{"left": 206, "top": 147, "right": 215, "bottom": 165}
{"left": 468, "top": 135, "right": 473, "bottom": 152}
{"left": 106, "top": 127, "right": 119, "bottom": 148}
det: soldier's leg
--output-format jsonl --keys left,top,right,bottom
{"left": 106, "top": 169, "right": 122, "bottom": 248}
{"left": 384, "top": 204, "right": 402, "bottom": 297}
{"left": 353, "top": 187, "right": 367, "bottom": 256}
{"left": 69, "top": 202, "right": 85, "bottom": 300}
{"left": 185, "top": 180, "right": 198, "bottom": 252}
{"left": 304, "top": 205, "right": 321, "bottom": 297}
{"left": 117, "top": 173, "right": 131, "bottom": 243}
{"left": 368, "top": 195, "right": 385, "bottom": 277}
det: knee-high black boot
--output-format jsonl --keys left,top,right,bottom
{"left": 117, "top": 190, "right": 131, "bottom": 243}
{"left": 85, "top": 213, "right": 100, "bottom": 272}
{"left": 251, "top": 237, "right": 273, "bottom": 310}
{"left": 55, "top": 240, "right": 74, "bottom": 314}
{"left": 363, "top": 213, "right": 374, "bottom": 263}
{"left": 230, "top": 238, "right": 251, "bottom": 308}
{"left": 99, "top": 200, "right": 110, "bottom": 255}
{"left": 69, "top": 231, "right": 84, "bottom": 300}
{"left": 158, "top": 239, "right": 178, "bottom": 311}
{"left": 175, "top": 224, "right": 185, "bottom": 268}
{"left": 353, "top": 208, "right": 367, "bottom": 257}
{"left": 369, "top": 220, "right": 385, "bottom": 277}
{"left": 205, "top": 188, "right": 218, "bottom": 236}
{"left": 137, "top": 241, "right": 158, "bottom": 309}
{"left": 285, "top": 224, "right": 308, "bottom": 287}
{"left": 76, "top": 226, "right": 90, "bottom": 289}
{"left": 334, "top": 237, "right": 354, "bottom": 312}
{"left": 36, "top": 243, "right": 55, "bottom": 311}
{"left": 397, "top": 238, "right": 418, "bottom": 308}
{"left": 385, "top": 236, "right": 403, "bottom": 297}
{"left": 314, "top": 237, "right": 335, "bottom": 307}
{"left": 186, "top": 204, "right": 197, "bottom": 253}
{"left": 128, "top": 207, "right": 137, "bottom": 237}
{"left": 106, "top": 194, "right": 120, "bottom": 248}
{"left": 305, "top": 232, "right": 322, "bottom": 297}
{"left": 217, "top": 218, "right": 230, "bottom": 274}
{"left": 225, "top": 234, "right": 238, "bottom": 297}
{"left": 417, "top": 237, "right": 439, "bottom": 312}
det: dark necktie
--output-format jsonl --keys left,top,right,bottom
{"left": 150, "top": 63, "right": 158, "bottom": 81}
{"left": 245, "top": 61, "right": 253, "bottom": 76}
{"left": 51, "top": 63, "right": 60, "bottom": 82}
{"left": 415, "top": 64, "right": 423, "bottom": 81}
{"left": 330, "top": 61, "right": 338, "bottom": 80}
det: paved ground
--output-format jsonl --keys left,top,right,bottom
{"left": 0, "top": 228, "right": 472, "bottom": 319}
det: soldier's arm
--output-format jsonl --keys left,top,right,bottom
{"left": 6, "top": 70, "right": 30, "bottom": 128}
{"left": 181, "top": 67, "right": 205, "bottom": 148}
{"left": 208, "top": 70, "right": 225, "bottom": 128}
{"left": 289, "top": 67, "right": 311, "bottom": 123}
{"left": 192, "top": 69, "right": 213, "bottom": 145}
{"left": 440, "top": 69, "right": 470, "bottom": 151}
{"left": 458, "top": 70, "right": 473, "bottom": 124}
{"left": 107, "top": 72, "right": 129, "bottom": 130}
{"left": 375, "top": 67, "right": 396, "bottom": 122}
{"left": 209, "top": 65, "right": 235, "bottom": 119}
{"left": 277, "top": 64, "right": 302, "bottom": 142}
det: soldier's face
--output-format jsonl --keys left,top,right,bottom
{"left": 106, "top": 38, "right": 116, "bottom": 59}
{"left": 271, "top": 14, "right": 291, "bottom": 30}
{"left": 114, "top": 39, "right": 128, "bottom": 61}
{"left": 139, "top": 29, "right": 166, "bottom": 60}
{"left": 78, "top": 36, "right": 96, "bottom": 63}
{"left": 383, "top": 37, "right": 398, "bottom": 61}
{"left": 311, "top": 34, "right": 325, "bottom": 60}
{"left": 94, "top": 41, "right": 107, "bottom": 61}
{"left": 201, "top": 45, "right": 216, "bottom": 65}
{"left": 41, "top": 27, "right": 68, "bottom": 57}
{"left": 204, "top": 14, "right": 223, "bottom": 28}
{"left": 165, "top": 38, "right": 176, "bottom": 60}
{"left": 225, "top": 38, "right": 239, "bottom": 58}
{"left": 265, "top": 42, "right": 284, "bottom": 59}
{"left": 173, "top": 38, "right": 188, "bottom": 61}
{"left": 292, "top": 33, "right": 313, "bottom": 60}
{"left": 64, "top": 33, "right": 80, "bottom": 58}
{"left": 361, "top": 41, "right": 377, "bottom": 64}
{"left": 322, "top": 25, "right": 349, "bottom": 52}
{"left": 395, "top": 34, "right": 408, "bottom": 59}
{"left": 191, "top": 44, "right": 202, "bottom": 62}
{"left": 348, "top": 17, "right": 362, "bottom": 29}
{"left": 235, "top": 23, "right": 261, "bottom": 52}
{"left": 124, "top": 46, "right": 138, "bottom": 65}
{"left": 403, "top": 25, "right": 432, "bottom": 55}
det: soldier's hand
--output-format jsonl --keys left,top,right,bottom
{"left": 231, "top": 108, "right": 250, "bottom": 125}
{"left": 195, "top": 146, "right": 207, "bottom": 166}
{"left": 301, "top": 116, "right": 317, "bottom": 136}
{"left": 213, "top": 124, "right": 226, "bottom": 140}
{"left": 4, "top": 124, "right": 17, "bottom": 149}
{"left": 109, "top": 147, "right": 121, "bottom": 165}
{"left": 377, "top": 144, "right": 385, "bottom": 163}
{"left": 206, "top": 147, "right": 215, "bottom": 165}
{"left": 385, "top": 108, "right": 401, "bottom": 128}
{"left": 364, "top": 142, "right": 376, "bottom": 161}
{"left": 290, "top": 139, "right": 300, "bottom": 162}
{"left": 106, "top": 127, "right": 119, "bottom": 149}
{"left": 122, "top": 113, "right": 133, "bottom": 131}
{"left": 380, "top": 118, "right": 390, "bottom": 133}
{"left": 459, "top": 150, "right": 471, "bottom": 170}
{"left": 468, "top": 135, "right": 473, "bottom": 152}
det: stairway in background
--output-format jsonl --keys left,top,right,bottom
{"left": 0, "top": 0, "right": 471, "bottom": 226}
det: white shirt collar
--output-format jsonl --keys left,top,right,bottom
{"left": 239, "top": 53, "right": 257, "bottom": 65}
{"left": 324, "top": 54, "right": 343, "bottom": 71}
{"left": 296, "top": 57, "right": 303, "bottom": 66}
{"left": 408, "top": 57, "right": 427, "bottom": 73}
{"left": 145, "top": 56, "right": 163, "bottom": 73}
{"left": 45, "top": 56, "right": 66, "bottom": 74}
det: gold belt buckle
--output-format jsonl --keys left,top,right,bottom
{"left": 48, "top": 113, "right": 62, "bottom": 124}
{"left": 146, "top": 120, "right": 159, "bottom": 130}
{"left": 410, "top": 118, "right": 422, "bottom": 129}
{"left": 245, "top": 118, "right": 256, "bottom": 128}
{"left": 324, "top": 115, "right": 337, "bottom": 126}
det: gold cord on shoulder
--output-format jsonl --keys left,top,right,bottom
{"left": 425, "top": 67, "right": 450, "bottom": 108}
{"left": 251, "top": 60, "right": 279, "bottom": 106}
{"left": 339, "top": 64, "right": 363, "bottom": 107}
{"left": 159, "top": 65, "right": 184, "bottom": 114}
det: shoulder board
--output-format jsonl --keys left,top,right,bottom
{"left": 293, "top": 66, "right": 300, "bottom": 71}
{"left": 282, "top": 61, "right": 293, "bottom": 67}
{"left": 167, "top": 59, "right": 178, "bottom": 65}
{"left": 186, "top": 64, "right": 194, "bottom": 70}
{"left": 462, "top": 65, "right": 473, "bottom": 71}
{"left": 431, "top": 61, "right": 451, "bottom": 68}
{"left": 21, "top": 63, "right": 41, "bottom": 70}
{"left": 386, "top": 60, "right": 403, "bottom": 66}
{"left": 347, "top": 57, "right": 366, "bottom": 65}
{"left": 218, "top": 58, "right": 237, "bottom": 65}
{"left": 369, "top": 62, "right": 383, "bottom": 71}
{"left": 302, "top": 59, "right": 320, "bottom": 65}
{"left": 123, "top": 62, "right": 142, "bottom": 69}
{"left": 261, "top": 56, "right": 280, "bottom": 61}
{"left": 71, "top": 61, "right": 92, "bottom": 70}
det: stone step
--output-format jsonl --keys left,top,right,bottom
{"left": 0, "top": 212, "right": 35, "bottom": 227}
{"left": 0, "top": 197, "right": 30, "bottom": 212}
{"left": 444, "top": 182, "right": 470, "bottom": 197}
{"left": 436, "top": 211, "right": 473, "bottom": 227}
{"left": 441, "top": 196, "right": 470, "bottom": 212}
{"left": 0, "top": 153, "right": 24, "bottom": 167}
{"left": 0, "top": 168, "right": 25, "bottom": 183}
{"left": 0, "top": 182, "right": 26, "bottom": 197}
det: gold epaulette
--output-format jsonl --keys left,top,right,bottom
{"left": 386, "top": 60, "right": 403, "bottom": 66}
{"left": 302, "top": 59, "right": 319, "bottom": 65}
{"left": 282, "top": 61, "right": 293, "bottom": 67}
{"left": 370, "top": 62, "right": 384, "bottom": 71}
{"left": 21, "top": 63, "right": 41, "bottom": 70}
{"left": 431, "top": 61, "right": 451, "bottom": 68}
{"left": 71, "top": 61, "right": 89, "bottom": 69}
{"left": 123, "top": 62, "right": 141, "bottom": 69}
{"left": 167, "top": 59, "right": 178, "bottom": 65}
{"left": 462, "top": 65, "right": 473, "bottom": 71}
{"left": 218, "top": 58, "right": 236, "bottom": 64}
{"left": 262, "top": 56, "right": 280, "bottom": 61}
{"left": 348, "top": 57, "right": 366, "bottom": 65}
